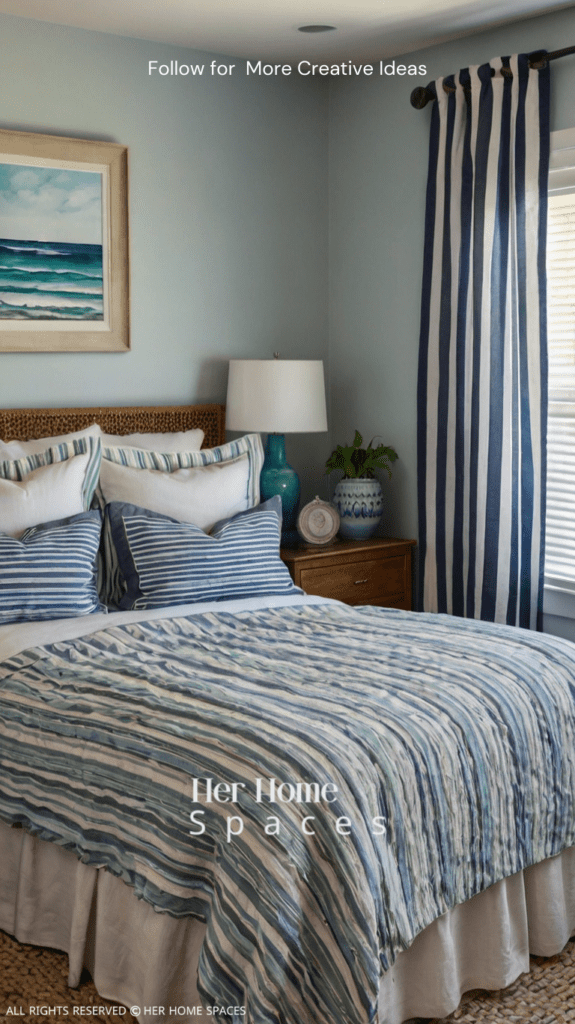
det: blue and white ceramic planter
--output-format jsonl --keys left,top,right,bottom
{"left": 333, "top": 477, "right": 383, "bottom": 540}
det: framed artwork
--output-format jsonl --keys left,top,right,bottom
{"left": 0, "top": 128, "right": 129, "bottom": 351}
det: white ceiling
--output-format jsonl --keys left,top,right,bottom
{"left": 0, "top": 0, "right": 572, "bottom": 62}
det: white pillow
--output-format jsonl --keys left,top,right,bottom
{"left": 99, "top": 433, "right": 263, "bottom": 522}
{"left": 99, "top": 454, "right": 250, "bottom": 532}
{"left": 0, "top": 425, "right": 203, "bottom": 459}
{"left": 100, "top": 428, "right": 203, "bottom": 452}
{"left": 0, "top": 436, "right": 102, "bottom": 538}
{"left": 0, "top": 452, "right": 93, "bottom": 538}
{"left": 0, "top": 423, "right": 100, "bottom": 460}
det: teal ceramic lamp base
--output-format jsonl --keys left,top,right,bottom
{"left": 260, "top": 434, "right": 300, "bottom": 545}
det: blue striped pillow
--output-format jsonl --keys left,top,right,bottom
{"left": 105, "top": 497, "right": 301, "bottom": 610}
{"left": 96, "top": 433, "right": 264, "bottom": 608}
{"left": 0, "top": 511, "right": 105, "bottom": 625}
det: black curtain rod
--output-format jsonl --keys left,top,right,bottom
{"left": 410, "top": 44, "right": 575, "bottom": 108}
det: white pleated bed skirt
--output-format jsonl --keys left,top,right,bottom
{"left": 1, "top": 821, "right": 574, "bottom": 1024}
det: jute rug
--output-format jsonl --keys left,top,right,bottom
{"left": 0, "top": 929, "right": 137, "bottom": 1024}
{"left": 416, "top": 937, "right": 575, "bottom": 1023}
{"left": 1, "top": 928, "right": 574, "bottom": 1023}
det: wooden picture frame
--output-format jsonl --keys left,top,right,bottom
{"left": 0, "top": 128, "right": 129, "bottom": 351}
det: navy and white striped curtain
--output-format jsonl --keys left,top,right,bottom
{"left": 417, "top": 54, "right": 550, "bottom": 629}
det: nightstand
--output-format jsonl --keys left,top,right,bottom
{"left": 280, "top": 537, "right": 416, "bottom": 609}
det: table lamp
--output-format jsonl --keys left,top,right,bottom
{"left": 226, "top": 356, "right": 328, "bottom": 542}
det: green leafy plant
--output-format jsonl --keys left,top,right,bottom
{"left": 325, "top": 431, "right": 398, "bottom": 480}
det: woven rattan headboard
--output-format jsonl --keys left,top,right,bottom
{"left": 0, "top": 403, "right": 226, "bottom": 449}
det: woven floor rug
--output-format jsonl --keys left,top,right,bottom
{"left": 0, "top": 929, "right": 137, "bottom": 1024}
{"left": 414, "top": 937, "right": 575, "bottom": 1024}
{"left": 1, "top": 928, "right": 574, "bottom": 1024}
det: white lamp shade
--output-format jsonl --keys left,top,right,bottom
{"left": 226, "top": 359, "right": 328, "bottom": 433}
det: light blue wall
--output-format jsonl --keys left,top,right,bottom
{"left": 3, "top": 6, "right": 575, "bottom": 566}
{"left": 0, "top": 13, "right": 330, "bottom": 498}
{"left": 328, "top": 4, "right": 575, "bottom": 632}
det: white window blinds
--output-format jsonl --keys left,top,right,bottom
{"left": 545, "top": 131, "right": 575, "bottom": 590}
{"left": 547, "top": 193, "right": 575, "bottom": 394}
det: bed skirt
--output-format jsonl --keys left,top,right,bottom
{"left": 1, "top": 821, "right": 574, "bottom": 1024}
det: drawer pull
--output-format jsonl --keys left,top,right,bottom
{"left": 354, "top": 578, "right": 369, "bottom": 585}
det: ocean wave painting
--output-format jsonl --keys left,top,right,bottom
{"left": 0, "top": 161, "right": 104, "bottom": 322}
{"left": 0, "top": 238, "right": 103, "bottom": 320}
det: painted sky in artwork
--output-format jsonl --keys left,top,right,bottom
{"left": 0, "top": 163, "right": 104, "bottom": 320}
{"left": 0, "top": 163, "right": 103, "bottom": 244}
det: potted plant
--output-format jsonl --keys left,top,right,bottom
{"left": 325, "top": 431, "right": 398, "bottom": 540}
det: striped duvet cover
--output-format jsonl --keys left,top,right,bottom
{"left": 1, "top": 602, "right": 575, "bottom": 1024}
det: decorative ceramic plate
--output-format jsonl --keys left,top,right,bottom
{"left": 297, "top": 497, "right": 340, "bottom": 545}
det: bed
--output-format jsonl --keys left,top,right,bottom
{"left": 0, "top": 402, "right": 574, "bottom": 1024}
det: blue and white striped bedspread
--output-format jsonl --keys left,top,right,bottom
{"left": 1, "top": 603, "right": 575, "bottom": 1024}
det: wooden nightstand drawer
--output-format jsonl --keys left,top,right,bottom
{"left": 280, "top": 537, "right": 416, "bottom": 609}
{"left": 299, "top": 554, "right": 406, "bottom": 604}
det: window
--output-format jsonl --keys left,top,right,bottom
{"left": 545, "top": 128, "right": 575, "bottom": 599}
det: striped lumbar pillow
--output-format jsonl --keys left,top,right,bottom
{"left": 105, "top": 496, "right": 300, "bottom": 610}
{"left": 0, "top": 511, "right": 105, "bottom": 625}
